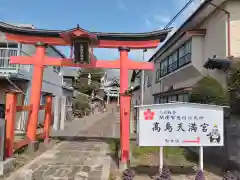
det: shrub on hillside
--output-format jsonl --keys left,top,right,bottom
{"left": 189, "top": 76, "right": 228, "bottom": 105}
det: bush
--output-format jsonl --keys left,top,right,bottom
{"left": 228, "top": 60, "right": 240, "bottom": 114}
{"left": 189, "top": 76, "right": 228, "bottom": 105}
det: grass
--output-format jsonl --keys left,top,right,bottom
{"left": 109, "top": 139, "right": 120, "bottom": 154}
{"left": 108, "top": 173, "right": 116, "bottom": 180}
{"left": 131, "top": 142, "right": 185, "bottom": 159}
{"left": 109, "top": 139, "right": 186, "bottom": 159}
{"left": 131, "top": 146, "right": 159, "bottom": 158}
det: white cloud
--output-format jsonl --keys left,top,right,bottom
{"left": 117, "top": 3, "right": 128, "bottom": 11}
{"left": 154, "top": 15, "right": 171, "bottom": 23}
{"left": 145, "top": 19, "right": 152, "bottom": 26}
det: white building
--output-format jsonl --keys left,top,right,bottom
{"left": 0, "top": 22, "right": 76, "bottom": 132}
{"left": 131, "top": 0, "right": 240, "bottom": 106}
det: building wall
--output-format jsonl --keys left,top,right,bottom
{"left": 143, "top": 71, "right": 154, "bottom": 105}
{"left": 141, "top": 0, "right": 240, "bottom": 105}
{"left": 226, "top": 0, "right": 240, "bottom": 57}
{"left": 198, "top": 5, "right": 228, "bottom": 87}
{"left": 0, "top": 30, "right": 75, "bottom": 130}
{"left": 132, "top": 89, "right": 141, "bottom": 107}
{"left": 21, "top": 44, "right": 64, "bottom": 97}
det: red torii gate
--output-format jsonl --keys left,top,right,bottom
{"left": 1, "top": 22, "right": 171, "bottom": 168}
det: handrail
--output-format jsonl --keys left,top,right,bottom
{"left": 16, "top": 104, "right": 45, "bottom": 112}
{"left": 0, "top": 48, "right": 18, "bottom": 69}
{"left": 5, "top": 91, "right": 53, "bottom": 158}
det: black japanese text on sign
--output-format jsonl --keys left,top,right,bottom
{"left": 152, "top": 110, "right": 209, "bottom": 133}
{"left": 74, "top": 41, "right": 90, "bottom": 64}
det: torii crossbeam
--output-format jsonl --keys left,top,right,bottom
{"left": 0, "top": 21, "right": 171, "bottom": 169}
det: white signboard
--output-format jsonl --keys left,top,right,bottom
{"left": 138, "top": 102, "right": 224, "bottom": 147}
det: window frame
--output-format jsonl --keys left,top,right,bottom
{"left": 155, "top": 69, "right": 160, "bottom": 82}
{"left": 160, "top": 58, "right": 168, "bottom": 77}
{"left": 40, "top": 92, "right": 48, "bottom": 105}
{"left": 168, "top": 50, "right": 178, "bottom": 73}
{"left": 154, "top": 93, "right": 189, "bottom": 104}
{"left": 147, "top": 73, "right": 152, "bottom": 87}
{"left": 159, "top": 39, "right": 192, "bottom": 78}
{"left": 53, "top": 66, "right": 61, "bottom": 74}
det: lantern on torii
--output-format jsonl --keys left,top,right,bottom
{"left": 0, "top": 21, "right": 171, "bottom": 168}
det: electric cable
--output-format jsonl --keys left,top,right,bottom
{"left": 164, "top": 0, "right": 195, "bottom": 29}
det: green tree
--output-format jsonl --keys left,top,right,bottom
{"left": 227, "top": 58, "right": 240, "bottom": 114}
{"left": 189, "top": 76, "right": 228, "bottom": 105}
{"left": 73, "top": 68, "right": 105, "bottom": 112}
{"left": 73, "top": 94, "right": 90, "bottom": 113}
{"left": 74, "top": 68, "right": 105, "bottom": 95}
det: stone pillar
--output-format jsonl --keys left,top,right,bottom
{"left": 107, "top": 94, "right": 110, "bottom": 104}
{"left": 53, "top": 96, "right": 60, "bottom": 130}
{"left": 117, "top": 93, "right": 120, "bottom": 104}
{"left": 60, "top": 96, "right": 66, "bottom": 130}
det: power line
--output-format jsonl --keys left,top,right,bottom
{"left": 164, "top": 0, "right": 195, "bottom": 29}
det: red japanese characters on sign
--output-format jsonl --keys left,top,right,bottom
{"left": 144, "top": 109, "right": 155, "bottom": 120}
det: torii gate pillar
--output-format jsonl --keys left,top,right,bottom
{"left": 27, "top": 43, "right": 45, "bottom": 148}
{"left": 119, "top": 47, "right": 130, "bottom": 168}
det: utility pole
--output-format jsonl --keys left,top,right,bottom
{"left": 141, "top": 49, "right": 147, "bottom": 105}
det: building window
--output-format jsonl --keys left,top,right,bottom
{"left": 169, "top": 95, "right": 177, "bottom": 102}
{"left": 40, "top": 92, "right": 48, "bottom": 105}
{"left": 147, "top": 73, "right": 152, "bottom": 87}
{"left": 160, "top": 59, "right": 168, "bottom": 76}
{"left": 155, "top": 69, "right": 160, "bottom": 82}
{"left": 160, "top": 96, "right": 168, "bottom": 103}
{"left": 154, "top": 96, "right": 160, "bottom": 104}
{"left": 179, "top": 41, "right": 191, "bottom": 67}
{"left": 159, "top": 40, "right": 192, "bottom": 78}
{"left": 178, "top": 94, "right": 189, "bottom": 102}
{"left": 53, "top": 66, "right": 61, "bottom": 73}
{"left": 168, "top": 51, "right": 178, "bottom": 72}
{"left": 0, "top": 104, "right": 5, "bottom": 118}
{"left": 154, "top": 93, "right": 189, "bottom": 104}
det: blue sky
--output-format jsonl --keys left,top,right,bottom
{"left": 1, "top": 0, "right": 202, "bottom": 76}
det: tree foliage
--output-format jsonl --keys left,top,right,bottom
{"left": 73, "top": 94, "right": 90, "bottom": 111}
{"left": 227, "top": 59, "right": 240, "bottom": 114}
{"left": 189, "top": 76, "right": 228, "bottom": 105}
{"left": 228, "top": 59, "right": 240, "bottom": 92}
{"left": 74, "top": 68, "right": 104, "bottom": 95}
{"left": 73, "top": 68, "right": 105, "bottom": 112}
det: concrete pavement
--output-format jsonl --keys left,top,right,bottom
{"left": 6, "top": 112, "right": 115, "bottom": 180}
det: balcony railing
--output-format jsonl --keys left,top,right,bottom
{"left": 0, "top": 48, "right": 18, "bottom": 69}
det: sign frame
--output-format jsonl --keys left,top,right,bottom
{"left": 136, "top": 102, "right": 225, "bottom": 147}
